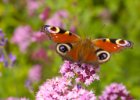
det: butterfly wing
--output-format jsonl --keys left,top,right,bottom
{"left": 90, "top": 38, "right": 133, "bottom": 64}
{"left": 41, "top": 25, "right": 80, "bottom": 43}
{"left": 92, "top": 38, "right": 133, "bottom": 53}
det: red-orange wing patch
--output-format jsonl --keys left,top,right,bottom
{"left": 41, "top": 25, "right": 80, "bottom": 43}
{"left": 92, "top": 38, "right": 133, "bottom": 53}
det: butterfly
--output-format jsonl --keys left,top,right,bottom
{"left": 41, "top": 25, "right": 133, "bottom": 65}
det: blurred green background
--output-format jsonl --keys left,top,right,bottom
{"left": 0, "top": 0, "right": 140, "bottom": 99}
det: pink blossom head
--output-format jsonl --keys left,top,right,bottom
{"left": 28, "top": 64, "right": 42, "bottom": 82}
{"left": 31, "top": 48, "right": 48, "bottom": 62}
{"left": 99, "top": 83, "right": 134, "bottom": 100}
{"left": 11, "top": 26, "right": 33, "bottom": 53}
{"left": 66, "top": 85, "right": 96, "bottom": 100}
{"left": 36, "top": 77, "right": 96, "bottom": 100}
{"left": 60, "top": 60, "right": 100, "bottom": 86}
{"left": 46, "top": 10, "right": 69, "bottom": 28}
{"left": 32, "top": 31, "right": 49, "bottom": 42}
{"left": 39, "top": 7, "right": 50, "bottom": 21}
{"left": 26, "top": 0, "right": 39, "bottom": 16}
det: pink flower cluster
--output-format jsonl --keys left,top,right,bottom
{"left": 60, "top": 60, "right": 100, "bottom": 86}
{"left": 11, "top": 26, "right": 33, "bottom": 53}
{"left": 25, "top": 64, "right": 42, "bottom": 92}
{"left": 46, "top": 10, "right": 69, "bottom": 28}
{"left": 11, "top": 26, "right": 48, "bottom": 53}
{"left": 31, "top": 48, "right": 48, "bottom": 62}
{"left": 36, "top": 77, "right": 96, "bottom": 100}
{"left": 99, "top": 83, "right": 133, "bottom": 100}
{"left": 26, "top": 0, "right": 45, "bottom": 16}
{"left": 36, "top": 60, "right": 134, "bottom": 100}
{"left": 28, "top": 64, "right": 42, "bottom": 82}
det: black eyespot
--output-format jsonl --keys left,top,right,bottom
{"left": 56, "top": 43, "right": 72, "bottom": 56}
{"left": 59, "top": 45, "right": 68, "bottom": 53}
{"left": 98, "top": 53, "right": 108, "bottom": 60}
{"left": 96, "top": 50, "right": 110, "bottom": 63}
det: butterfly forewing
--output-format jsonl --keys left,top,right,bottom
{"left": 41, "top": 25, "right": 80, "bottom": 43}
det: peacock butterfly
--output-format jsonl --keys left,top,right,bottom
{"left": 41, "top": 25, "right": 133, "bottom": 65}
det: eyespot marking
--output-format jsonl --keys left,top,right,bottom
{"left": 48, "top": 26, "right": 60, "bottom": 34}
{"left": 56, "top": 43, "right": 72, "bottom": 56}
{"left": 116, "top": 39, "right": 132, "bottom": 47}
{"left": 96, "top": 50, "right": 110, "bottom": 63}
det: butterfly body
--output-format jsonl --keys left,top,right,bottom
{"left": 58, "top": 39, "right": 98, "bottom": 64}
{"left": 42, "top": 25, "right": 133, "bottom": 65}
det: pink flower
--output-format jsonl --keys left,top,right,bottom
{"left": 39, "top": 7, "right": 50, "bottom": 21}
{"left": 60, "top": 60, "right": 100, "bottom": 86}
{"left": 70, "top": 24, "right": 77, "bottom": 33}
{"left": 26, "top": 0, "right": 39, "bottom": 16}
{"left": 46, "top": 10, "right": 69, "bottom": 28}
{"left": 26, "top": 0, "right": 43, "bottom": 16}
{"left": 32, "top": 31, "right": 49, "bottom": 42}
{"left": 28, "top": 64, "right": 42, "bottom": 82}
{"left": 36, "top": 77, "right": 96, "bottom": 100}
{"left": 66, "top": 85, "right": 96, "bottom": 100}
{"left": 99, "top": 83, "right": 134, "bottom": 100}
{"left": 26, "top": 64, "right": 42, "bottom": 92}
{"left": 11, "top": 26, "right": 33, "bottom": 53}
{"left": 31, "top": 48, "right": 48, "bottom": 62}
